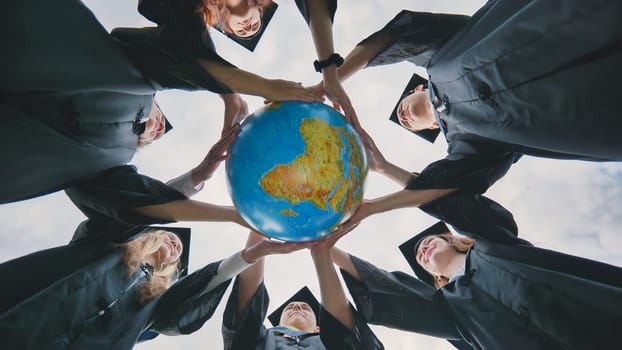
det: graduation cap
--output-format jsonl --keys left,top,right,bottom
{"left": 267, "top": 286, "right": 320, "bottom": 327}
{"left": 155, "top": 100, "right": 174, "bottom": 134}
{"left": 398, "top": 221, "right": 450, "bottom": 287}
{"left": 214, "top": 1, "right": 278, "bottom": 51}
{"left": 132, "top": 100, "right": 173, "bottom": 135}
{"left": 389, "top": 73, "right": 440, "bottom": 143}
{"left": 163, "top": 115, "right": 173, "bottom": 133}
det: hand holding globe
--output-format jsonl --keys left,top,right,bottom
{"left": 226, "top": 101, "right": 368, "bottom": 242}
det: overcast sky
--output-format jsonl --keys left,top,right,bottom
{"left": 2, "top": 1, "right": 622, "bottom": 349}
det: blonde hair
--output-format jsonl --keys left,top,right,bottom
{"left": 121, "top": 230, "right": 181, "bottom": 304}
{"left": 433, "top": 233, "right": 474, "bottom": 289}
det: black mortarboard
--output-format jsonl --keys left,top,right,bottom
{"left": 389, "top": 73, "right": 440, "bottom": 143}
{"left": 133, "top": 101, "right": 173, "bottom": 136}
{"left": 398, "top": 222, "right": 450, "bottom": 287}
{"left": 154, "top": 100, "right": 173, "bottom": 134}
{"left": 267, "top": 286, "right": 320, "bottom": 327}
{"left": 214, "top": 1, "right": 278, "bottom": 51}
{"left": 164, "top": 116, "right": 173, "bottom": 133}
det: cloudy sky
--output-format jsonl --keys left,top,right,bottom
{"left": 2, "top": 1, "right": 622, "bottom": 349}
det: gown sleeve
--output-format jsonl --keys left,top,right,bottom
{"left": 340, "top": 255, "right": 462, "bottom": 340}
{"left": 111, "top": 27, "right": 234, "bottom": 93}
{"left": 65, "top": 165, "right": 187, "bottom": 229}
{"left": 406, "top": 140, "right": 517, "bottom": 194}
{"left": 358, "top": 10, "right": 470, "bottom": 68}
{"left": 148, "top": 260, "right": 232, "bottom": 335}
{"left": 110, "top": 0, "right": 235, "bottom": 92}
{"left": 418, "top": 192, "right": 532, "bottom": 246}
{"left": 221, "top": 279, "right": 270, "bottom": 350}
{"left": 294, "top": 0, "right": 337, "bottom": 24}
{"left": 319, "top": 304, "right": 385, "bottom": 350}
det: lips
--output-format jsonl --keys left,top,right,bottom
{"left": 425, "top": 246, "right": 435, "bottom": 260}
{"left": 155, "top": 114, "right": 165, "bottom": 133}
{"left": 288, "top": 311, "right": 306, "bottom": 319}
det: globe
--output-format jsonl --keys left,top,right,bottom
{"left": 226, "top": 101, "right": 368, "bottom": 242}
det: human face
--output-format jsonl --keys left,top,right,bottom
{"left": 143, "top": 102, "right": 166, "bottom": 142}
{"left": 397, "top": 89, "right": 437, "bottom": 131}
{"left": 279, "top": 301, "right": 317, "bottom": 332}
{"left": 228, "top": 7, "right": 261, "bottom": 37}
{"left": 415, "top": 235, "right": 456, "bottom": 276}
{"left": 156, "top": 232, "right": 183, "bottom": 265}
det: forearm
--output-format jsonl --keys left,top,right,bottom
{"left": 312, "top": 250, "right": 355, "bottom": 331}
{"left": 307, "top": 0, "right": 336, "bottom": 62}
{"left": 376, "top": 161, "right": 415, "bottom": 187}
{"left": 337, "top": 30, "right": 395, "bottom": 82}
{"left": 330, "top": 247, "right": 361, "bottom": 281}
{"left": 198, "top": 60, "right": 267, "bottom": 97}
{"left": 204, "top": 251, "right": 253, "bottom": 293}
{"left": 236, "top": 232, "right": 268, "bottom": 317}
{"left": 132, "top": 199, "right": 247, "bottom": 227}
{"left": 306, "top": 0, "right": 345, "bottom": 91}
{"left": 166, "top": 170, "right": 205, "bottom": 197}
{"left": 367, "top": 188, "right": 456, "bottom": 217}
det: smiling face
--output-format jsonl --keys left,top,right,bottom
{"left": 278, "top": 301, "right": 318, "bottom": 332}
{"left": 156, "top": 232, "right": 183, "bottom": 265}
{"left": 228, "top": 6, "right": 261, "bottom": 37}
{"left": 397, "top": 87, "right": 437, "bottom": 131}
{"left": 415, "top": 235, "right": 458, "bottom": 277}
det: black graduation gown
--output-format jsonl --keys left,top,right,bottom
{"left": 59, "top": 0, "right": 341, "bottom": 229}
{"left": 135, "top": 0, "right": 337, "bottom": 54}
{"left": 363, "top": 1, "right": 622, "bottom": 161}
{"left": 221, "top": 280, "right": 383, "bottom": 350}
{"left": 0, "top": 0, "right": 232, "bottom": 204}
{"left": 64, "top": 165, "right": 188, "bottom": 235}
{"left": 0, "top": 231, "right": 230, "bottom": 349}
{"left": 340, "top": 193, "right": 622, "bottom": 350}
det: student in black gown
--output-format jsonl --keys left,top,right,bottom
{"left": 311, "top": 1, "right": 622, "bottom": 232}
{"left": 0, "top": 0, "right": 321, "bottom": 205}
{"left": 221, "top": 230, "right": 383, "bottom": 350}
{"left": 0, "top": 226, "right": 308, "bottom": 349}
{"left": 331, "top": 203, "right": 622, "bottom": 350}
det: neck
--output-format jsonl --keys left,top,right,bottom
{"left": 440, "top": 252, "right": 466, "bottom": 279}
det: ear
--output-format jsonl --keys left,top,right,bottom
{"left": 429, "top": 121, "right": 439, "bottom": 130}
{"left": 313, "top": 326, "right": 320, "bottom": 333}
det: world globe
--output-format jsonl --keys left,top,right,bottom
{"left": 226, "top": 101, "right": 368, "bottom": 242}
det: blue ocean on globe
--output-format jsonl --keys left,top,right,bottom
{"left": 226, "top": 101, "right": 368, "bottom": 242}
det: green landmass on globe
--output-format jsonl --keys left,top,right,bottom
{"left": 259, "top": 117, "right": 364, "bottom": 218}
{"left": 226, "top": 101, "right": 367, "bottom": 241}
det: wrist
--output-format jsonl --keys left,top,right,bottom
{"left": 373, "top": 161, "right": 388, "bottom": 173}
{"left": 190, "top": 165, "right": 210, "bottom": 185}
{"left": 322, "top": 67, "right": 339, "bottom": 82}
{"left": 314, "top": 53, "right": 344, "bottom": 73}
{"left": 242, "top": 246, "right": 259, "bottom": 263}
{"left": 310, "top": 248, "right": 331, "bottom": 262}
